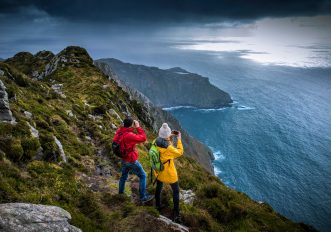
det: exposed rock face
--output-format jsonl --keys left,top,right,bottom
{"left": 157, "top": 215, "right": 189, "bottom": 232}
{"left": 5, "top": 47, "right": 93, "bottom": 80}
{"left": 51, "top": 83, "right": 66, "bottom": 98}
{"left": 180, "top": 189, "right": 196, "bottom": 205}
{"left": 5, "top": 51, "right": 54, "bottom": 78}
{"left": 0, "top": 203, "right": 81, "bottom": 232}
{"left": 53, "top": 136, "right": 67, "bottom": 163}
{"left": 27, "top": 122, "right": 39, "bottom": 138}
{"left": 0, "top": 80, "right": 14, "bottom": 122}
{"left": 95, "top": 58, "right": 232, "bottom": 108}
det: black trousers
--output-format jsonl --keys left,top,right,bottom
{"left": 155, "top": 180, "right": 180, "bottom": 216}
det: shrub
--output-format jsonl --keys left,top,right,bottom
{"left": 92, "top": 105, "right": 107, "bottom": 115}
{"left": 9, "top": 139, "right": 24, "bottom": 162}
{"left": 182, "top": 208, "right": 218, "bottom": 231}
{"left": 0, "top": 123, "right": 14, "bottom": 136}
{"left": 224, "top": 202, "right": 247, "bottom": 223}
{"left": 198, "top": 183, "right": 221, "bottom": 199}
{"left": 35, "top": 118, "right": 51, "bottom": 131}
{"left": 39, "top": 133, "right": 59, "bottom": 162}
{"left": 21, "top": 137, "right": 40, "bottom": 160}
{"left": 0, "top": 150, "right": 5, "bottom": 160}
{"left": 12, "top": 121, "right": 31, "bottom": 137}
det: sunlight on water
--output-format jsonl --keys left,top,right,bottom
{"left": 174, "top": 16, "right": 331, "bottom": 68}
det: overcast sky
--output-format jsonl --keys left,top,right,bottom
{"left": 0, "top": 0, "right": 331, "bottom": 67}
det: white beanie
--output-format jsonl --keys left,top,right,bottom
{"left": 159, "top": 123, "right": 172, "bottom": 139}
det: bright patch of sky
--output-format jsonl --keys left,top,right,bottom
{"left": 173, "top": 16, "right": 331, "bottom": 68}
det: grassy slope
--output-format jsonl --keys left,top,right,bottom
{"left": 0, "top": 47, "right": 316, "bottom": 232}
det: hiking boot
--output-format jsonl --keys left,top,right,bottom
{"left": 141, "top": 194, "right": 154, "bottom": 203}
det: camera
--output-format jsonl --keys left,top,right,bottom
{"left": 172, "top": 130, "right": 179, "bottom": 135}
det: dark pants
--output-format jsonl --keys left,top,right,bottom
{"left": 155, "top": 180, "right": 180, "bottom": 217}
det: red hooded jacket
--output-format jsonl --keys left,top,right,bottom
{"left": 113, "top": 126, "right": 147, "bottom": 162}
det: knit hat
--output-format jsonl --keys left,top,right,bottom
{"left": 159, "top": 123, "right": 172, "bottom": 139}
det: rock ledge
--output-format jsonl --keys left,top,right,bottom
{"left": 0, "top": 203, "right": 81, "bottom": 232}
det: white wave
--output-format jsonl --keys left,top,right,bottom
{"left": 162, "top": 105, "right": 196, "bottom": 111}
{"left": 237, "top": 105, "right": 255, "bottom": 110}
{"left": 213, "top": 150, "right": 225, "bottom": 160}
{"left": 194, "top": 107, "right": 226, "bottom": 112}
{"left": 163, "top": 105, "right": 228, "bottom": 112}
{"left": 214, "top": 166, "right": 222, "bottom": 175}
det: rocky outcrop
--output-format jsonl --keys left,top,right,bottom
{"left": 51, "top": 83, "right": 66, "bottom": 98}
{"left": 53, "top": 136, "right": 67, "bottom": 163}
{"left": 5, "top": 51, "right": 54, "bottom": 78}
{"left": 0, "top": 203, "right": 81, "bottom": 232}
{"left": 5, "top": 47, "right": 93, "bottom": 80}
{"left": 0, "top": 80, "right": 14, "bottom": 122}
{"left": 95, "top": 58, "right": 232, "bottom": 108}
{"left": 157, "top": 215, "right": 189, "bottom": 232}
{"left": 180, "top": 189, "right": 196, "bottom": 205}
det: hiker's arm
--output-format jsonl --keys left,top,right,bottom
{"left": 168, "top": 139, "right": 184, "bottom": 159}
{"left": 126, "top": 127, "right": 147, "bottom": 143}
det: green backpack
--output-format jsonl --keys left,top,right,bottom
{"left": 149, "top": 140, "right": 170, "bottom": 184}
{"left": 149, "top": 140, "right": 164, "bottom": 172}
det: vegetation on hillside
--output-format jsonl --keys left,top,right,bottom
{"left": 0, "top": 47, "right": 317, "bottom": 232}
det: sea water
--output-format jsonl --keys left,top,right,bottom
{"left": 163, "top": 55, "right": 331, "bottom": 231}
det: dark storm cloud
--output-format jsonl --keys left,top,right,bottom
{"left": 0, "top": 0, "right": 330, "bottom": 23}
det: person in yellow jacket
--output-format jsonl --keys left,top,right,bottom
{"left": 154, "top": 123, "right": 184, "bottom": 223}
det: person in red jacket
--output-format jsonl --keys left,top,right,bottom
{"left": 116, "top": 117, "right": 154, "bottom": 203}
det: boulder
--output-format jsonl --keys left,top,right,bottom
{"left": 108, "top": 109, "right": 122, "bottom": 121}
{"left": 0, "top": 203, "right": 81, "bottom": 232}
{"left": 53, "top": 136, "right": 67, "bottom": 163}
{"left": 24, "top": 111, "right": 33, "bottom": 119}
{"left": 157, "top": 215, "right": 189, "bottom": 232}
{"left": 180, "top": 189, "right": 196, "bottom": 205}
{"left": 0, "top": 80, "right": 14, "bottom": 122}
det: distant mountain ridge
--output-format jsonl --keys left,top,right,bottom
{"left": 95, "top": 58, "right": 232, "bottom": 109}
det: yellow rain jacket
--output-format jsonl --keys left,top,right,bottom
{"left": 155, "top": 139, "right": 184, "bottom": 184}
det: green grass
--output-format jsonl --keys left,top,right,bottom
{"left": 0, "top": 49, "right": 318, "bottom": 232}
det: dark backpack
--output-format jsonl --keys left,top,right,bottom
{"left": 112, "top": 131, "right": 128, "bottom": 158}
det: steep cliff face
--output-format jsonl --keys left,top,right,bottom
{"left": 0, "top": 47, "right": 316, "bottom": 232}
{"left": 95, "top": 58, "right": 232, "bottom": 108}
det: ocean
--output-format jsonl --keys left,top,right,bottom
{"left": 159, "top": 53, "right": 331, "bottom": 231}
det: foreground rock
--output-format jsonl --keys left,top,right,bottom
{"left": 0, "top": 80, "right": 14, "bottom": 122}
{"left": 157, "top": 215, "right": 189, "bottom": 232}
{"left": 0, "top": 203, "right": 81, "bottom": 232}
